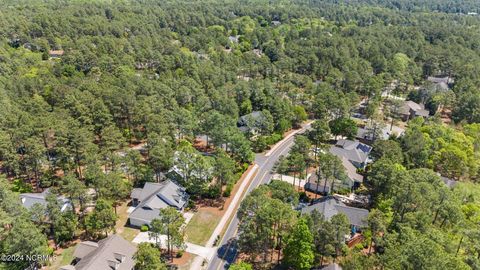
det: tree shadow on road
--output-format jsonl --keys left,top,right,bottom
{"left": 216, "top": 238, "right": 238, "bottom": 268}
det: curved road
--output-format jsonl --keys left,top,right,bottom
{"left": 207, "top": 124, "right": 311, "bottom": 270}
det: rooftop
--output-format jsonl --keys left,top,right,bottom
{"left": 301, "top": 197, "right": 369, "bottom": 227}
{"left": 329, "top": 139, "right": 371, "bottom": 166}
{"left": 20, "top": 188, "right": 71, "bottom": 211}
{"left": 401, "top": 100, "right": 429, "bottom": 117}
{"left": 129, "top": 180, "right": 188, "bottom": 225}
{"left": 62, "top": 234, "right": 136, "bottom": 270}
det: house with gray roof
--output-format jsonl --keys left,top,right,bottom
{"left": 356, "top": 124, "right": 404, "bottom": 142}
{"left": 329, "top": 139, "right": 372, "bottom": 169}
{"left": 60, "top": 234, "right": 136, "bottom": 270}
{"left": 305, "top": 156, "right": 363, "bottom": 195}
{"left": 427, "top": 76, "right": 454, "bottom": 91}
{"left": 237, "top": 111, "right": 267, "bottom": 135}
{"left": 271, "top": 20, "right": 281, "bottom": 26}
{"left": 301, "top": 197, "right": 369, "bottom": 229}
{"left": 129, "top": 180, "right": 188, "bottom": 227}
{"left": 399, "top": 100, "right": 430, "bottom": 121}
{"left": 20, "top": 188, "right": 71, "bottom": 212}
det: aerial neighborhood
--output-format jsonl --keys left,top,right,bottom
{"left": 1, "top": 1, "right": 480, "bottom": 270}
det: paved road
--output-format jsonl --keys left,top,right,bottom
{"left": 207, "top": 124, "right": 311, "bottom": 270}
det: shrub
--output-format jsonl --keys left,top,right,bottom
{"left": 140, "top": 225, "right": 149, "bottom": 232}
{"left": 265, "top": 133, "right": 282, "bottom": 145}
{"left": 176, "top": 250, "right": 184, "bottom": 258}
{"left": 252, "top": 136, "right": 268, "bottom": 152}
{"left": 187, "top": 199, "right": 196, "bottom": 209}
{"left": 203, "top": 186, "right": 221, "bottom": 199}
{"left": 223, "top": 182, "right": 234, "bottom": 197}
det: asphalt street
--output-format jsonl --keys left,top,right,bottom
{"left": 207, "top": 124, "right": 310, "bottom": 270}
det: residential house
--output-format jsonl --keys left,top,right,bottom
{"left": 60, "top": 234, "right": 136, "bottom": 270}
{"left": 304, "top": 176, "right": 331, "bottom": 195}
{"left": 329, "top": 139, "right": 372, "bottom": 169}
{"left": 228, "top": 35, "right": 240, "bottom": 43}
{"left": 237, "top": 111, "right": 266, "bottom": 136}
{"left": 271, "top": 20, "right": 281, "bottom": 26}
{"left": 48, "top": 50, "right": 64, "bottom": 58}
{"left": 356, "top": 124, "right": 404, "bottom": 142}
{"left": 399, "top": 100, "right": 430, "bottom": 121}
{"left": 305, "top": 156, "right": 363, "bottom": 194}
{"left": 129, "top": 180, "right": 188, "bottom": 227}
{"left": 20, "top": 188, "right": 71, "bottom": 212}
{"left": 301, "top": 197, "right": 369, "bottom": 232}
{"left": 23, "top": 43, "right": 40, "bottom": 51}
{"left": 427, "top": 76, "right": 454, "bottom": 91}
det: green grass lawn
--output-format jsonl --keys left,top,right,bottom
{"left": 120, "top": 227, "right": 140, "bottom": 242}
{"left": 49, "top": 246, "right": 75, "bottom": 270}
{"left": 184, "top": 209, "right": 222, "bottom": 246}
{"left": 114, "top": 201, "right": 139, "bottom": 242}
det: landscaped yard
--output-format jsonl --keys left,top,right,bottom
{"left": 115, "top": 201, "right": 140, "bottom": 242}
{"left": 184, "top": 208, "right": 223, "bottom": 246}
{"left": 48, "top": 246, "right": 75, "bottom": 270}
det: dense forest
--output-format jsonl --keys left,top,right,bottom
{"left": 1, "top": 0, "right": 480, "bottom": 269}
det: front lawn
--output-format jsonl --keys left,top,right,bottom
{"left": 184, "top": 208, "right": 222, "bottom": 246}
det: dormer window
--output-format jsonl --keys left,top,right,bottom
{"left": 113, "top": 252, "right": 125, "bottom": 263}
{"left": 107, "top": 260, "right": 119, "bottom": 270}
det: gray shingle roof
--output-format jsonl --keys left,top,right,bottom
{"left": 427, "top": 76, "right": 453, "bottom": 85}
{"left": 301, "top": 197, "right": 369, "bottom": 227}
{"left": 20, "top": 188, "right": 71, "bottom": 211}
{"left": 238, "top": 111, "right": 263, "bottom": 126}
{"left": 305, "top": 179, "right": 331, "bottom": 194}
{"left": 306, "top": 156, "right": 362, "bottom": 193}
{"left": 73, "top": 241, "right": 99, "bottom": 259}
{"left": 129, "top": 180, "right": 188, "bottom": 225}
{"left": 70, "top": 234, "right": 136, "bottom": 270}
{"left": 130, "top": 188, "right": 142, "bottom": 201}
{"left": 401, "top": 101, "right": 429, "bottom": 117}
{"left": 340, "top": 156, "right": 363, "bottom": 183}
{"left": 330, "top": 140, "right": 371, "bottom": 166}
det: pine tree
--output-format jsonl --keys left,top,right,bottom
{"left": 283, "top": 218, "right": 314, "bottom": 270}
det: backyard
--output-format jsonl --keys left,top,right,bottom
{"left": 115, "top": 201, "right": 140, "bottom": 241}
